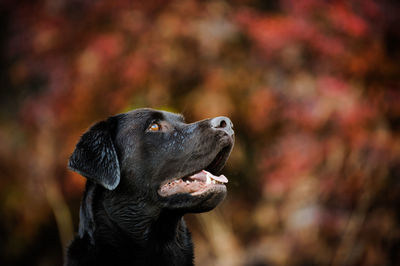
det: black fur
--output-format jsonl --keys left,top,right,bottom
{"left": 65, "top": 108, "right": 234, "bottom": 266}
{"left": 69, "top": 118, "right": 121, "bottom": 190}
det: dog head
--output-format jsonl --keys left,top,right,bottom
{"left": 69, "top": 108, "right": 234, "bottom": 213}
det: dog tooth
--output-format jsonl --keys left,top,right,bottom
{"left": 206, "top": 173, "right": 212, "bottom": 184}
{"left": 186, "top": 180, "right": 189, "bottom": 183}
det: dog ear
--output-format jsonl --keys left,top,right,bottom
{"left": 68, "top": 118, "right": 120, "bottom": 190}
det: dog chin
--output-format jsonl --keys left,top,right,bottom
{"left": 187, "top": 186, "right": 227, "bottom": 213}
{"left": 159, "top": 185, "right": 227, "bottom": 213}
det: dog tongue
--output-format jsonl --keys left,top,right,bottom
{"left": 191, "top": 170, "right": 228, "bottom": 184}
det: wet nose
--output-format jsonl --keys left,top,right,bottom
{"left": 210, "top": 116, "right": 234, "bottom": 137}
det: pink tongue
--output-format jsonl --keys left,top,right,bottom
{"left": 208, "top": 171, "right": 228, "bottom": 183}
{"left": 192, "top": 170, "right": 228, "bottom": 183}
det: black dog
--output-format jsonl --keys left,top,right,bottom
{"left": 65, "top": 108, "right": 234, "bottom": 266}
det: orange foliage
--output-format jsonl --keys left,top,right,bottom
{"left": 0, "top": 0, "right": 399, "bottom": 265}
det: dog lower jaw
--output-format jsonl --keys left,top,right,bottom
{"left": 158, "top": 186, "right": 227, "bottom": 214}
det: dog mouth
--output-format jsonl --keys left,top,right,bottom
{"left": 158, "top": 170, "right": 228, "bottom": 197}
{"left": 158, "top": 146, "right": 231, "bottom": 197}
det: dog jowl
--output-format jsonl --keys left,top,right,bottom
{"left": 65, "top": 108, "right": 234, "bottom": 266}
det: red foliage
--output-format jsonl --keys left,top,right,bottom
{"left": 0, "top": 0, "right": 399, "bottom": 265}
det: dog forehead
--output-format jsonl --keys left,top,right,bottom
{"left": 123, "top": 108, "right": 183, "bottom": 124}
{"left": 160, "top": 110, "right": 185, "bottom": 123}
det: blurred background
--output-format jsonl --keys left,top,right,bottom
{"left": 1, "top": 0, "right": 399, "bottom": 265}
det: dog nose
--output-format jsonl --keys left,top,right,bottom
{"left": 210, "top": 116, "right": 234, "bottom": 137}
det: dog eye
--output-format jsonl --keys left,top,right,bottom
{"left": 148, "top": 122, "right": 161, "bottom": 131}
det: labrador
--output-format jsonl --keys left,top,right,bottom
{"left": 65, "top": 108, "right": 234, "bottom": 266}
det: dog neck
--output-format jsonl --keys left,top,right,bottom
{"left": 79, "top": 182, "right": 190, "bottom": 251}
